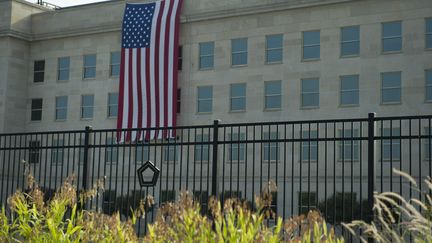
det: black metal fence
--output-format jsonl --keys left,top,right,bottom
{"left": 0, "top": 113, "right": 431, "bottom": 236}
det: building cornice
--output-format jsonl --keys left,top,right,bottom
{"left": 13, "top": 0, "right": 359, "bottom": 41}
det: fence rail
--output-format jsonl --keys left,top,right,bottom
{"left": 1, "top": 113, "right": 431, "bottom": 236}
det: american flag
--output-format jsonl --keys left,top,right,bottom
{"left": 117, "top": 0, "right": 183, "bottom": 142}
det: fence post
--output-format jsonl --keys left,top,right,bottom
{"left": 367, "top": 113, "right": 376, "bottom": 227}
{"left": 211, "top": 120, "right": 220, "bottom": 198}
{"left": 82, "top": 126, "right": 92, "bottom": 198}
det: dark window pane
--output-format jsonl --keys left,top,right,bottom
{"left": 230, "top": 83, "right": 246, "bottom": 97}
{"left": 34, "top": 60, "right": 45, "bottom": 71}
{"left": 232, "top": 38, "right": 247, "bottom": 52}
{"left": 231, "top": 98, "right": 246, "bottom": 111}
{"left": 58, "top": 70, "right": 69, "bottom": 81}
{"left": 341, "top": 91, "right": 359, "bottom": 105}
{"left": 426, "top": 35, "right": 432, "bottom": 49}
{"left": 265, "top": 96, "right": 281, "bottom": 109}
{"left": 303, "top": 46, "right": 320, "bottom": 59}
{"left": 383, "top": 38, "right": 402, "bottom": 52}
{"left": 382, "top": 89, "right": 401, "bottom": 103}
{"left": 178, "top": 46, "right": 183, "bottom": 70}
{"left": 198, "top": 100, "right": 212, "bottom": 113}
{"left": 341, "top": 76, "right": 359, "bottom": 90}
{"left": 427, "top": 86, "right": 432, "bottom": 101}
{"left": 84, "top": 67, "right": 96, "bottom": 79}
{"left": 199, "top": 56, "right": 214, "bottom": 69}
{"left": 232, "top": 52, "right": 247, "bottom": 66}
{"left": 31, "top": 99, "right": 43, "bottom": 109}
{"left": 341, "top": 42, "right": 359, "bottom": 56}
{"left": 31, "top": 111, "right": 42, "bottom": 121}
{"left": 266, "top": 49, "right": 282, "bottom": 63}
{"left": 58, "top": 57, "right": 70, "bottom": 69}
{"left": 266, "top": 35, "right": 282, "bottom": 48}
{"left": 301, "top": 78, "right": 319, "bottom": 92}
{"left": 199, "top": 42, "right": 214, "bottom": 56}
{"left": 84, "top": 54, "right": 96, "bottom": 67}
{"left": 383, "top": 22, "right": 401, "bottom": 37}
{"left": 303, "top": 31, "right": 320, "bottom": 45}
{"left": 34, "top": 72, "right": 44, "bottom": 83}
{"left": 302, "top": 93, "right": 319, "bottom": 107}
{"left": 265, "top": 81, "right": 281, "bottom": 95}
{"left": 341, "top": 26, "right": 359, "bottom": 41}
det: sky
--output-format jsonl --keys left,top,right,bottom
{"left": 26, "top": 0, "right": 110, "bottom": 7}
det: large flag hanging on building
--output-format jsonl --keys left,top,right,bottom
{"left": 117, "top": 0, "right": 183, "bottom": 142}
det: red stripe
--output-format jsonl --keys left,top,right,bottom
{"left": 136, "top": 49, "right": 143, "bottom": 141}
{"left": 154, "top": 1, "right": 165, "bottom": 139}
{"left": 145, "top": 48, "right": 152, "bottom": 141}
{"left": 163, "top": 0, "right": 174, "bottom": 138}
{"left": 172, "top": 0, "right": 183, "bottom": 137}
{"left": 116, "top": 49, "right": 126, "bottom": 142}
{"left": 126, "top": 49, "right": 134, "bottom": 142}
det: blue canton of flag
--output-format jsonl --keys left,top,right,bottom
{"left": 122, "top": 4, "right": 155, "bottom": 48}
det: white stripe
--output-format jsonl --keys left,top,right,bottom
{"left": 158, "top": 0, "right": 170, "bottom": 139}
{"left": 167, "top": 0, "right": 179, "bottom": 137}
{"left": 121, "top": 49, "right": 130, "bottom": 142}
{"left": 131, "top": 49, "right": 138, "bottom": 141}
{"left": 149, "top": 2, "right": 161, "bottom": 139}
{"left": 140, "top": 48, "right": 147, "bottom": 141}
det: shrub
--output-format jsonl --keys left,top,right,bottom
{"left": 343, "top": 168, "right": 432, "bottom": 242}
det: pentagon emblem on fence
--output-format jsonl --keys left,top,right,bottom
{"left": 137, "top": 161, "right": 160, "bottom": 187}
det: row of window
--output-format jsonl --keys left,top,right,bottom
{"left": 29, "top": 69, "right": 432, "bottom": 121}
{"left": 197, "top": 70, "right": 432, "bottom": 113}
{"left": 31, "top": 93, "right": 119, "bottom": 121}
{"left": 198, "top": 19, "right": 432, "bottom": 69}
{"left": 28, "top": 127, "right": 431, "bottom": 165}
{"left": 32, "top": 19, "right": 432, "bottom": 83}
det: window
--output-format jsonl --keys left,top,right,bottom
{"left": 102, "top": 190, "right": 116, "bottom": 215}
{"left": 264, "top": 81, "right": 281, "bottom": 110}
{"left": 164, "top": 141, "right": 178, "bottom": 163}
{"left": 270, "top": 192, "right": 277, "bottom": 215}
{"left": 265, "top": 34, "right": 283, "bottom": 64}
{"left": 340, "top": 75, "right": 359, "bottom": 106}
{"left": 136, "top": 144, "right": 150, "bottom": 163}
{"left": 33, "top": 60, "right": 45, "bottom": 83}
{"left": 195, "top": 134, "right": 210, "bottom": 162}
{"left": 229, "top": 133, "right": 246, "bottom": 162}
{"left": 178, "top": 46, "right": 183, "bottom": 70}
{"left": 199, "top": 42, "right": 214, "bottom": 70}
{"left": 110, "top": 52, "right": 120, "bottom": 77}
{"left": 31, "top": 98, "right": 43, "bottom": 121}
{"left": 381, "top": 72, "right": 401, "bottom": 104}
{"left": 230, "top": 83, "right": 246, "bottom": 111}
{"left": 108, "top": 93, "right": 118, "bottom": 118}
{"left": 341, "top": 26, "right": 360, "bottom": 57}
{"left": 57, "top": 57, "right": 70, "bottom": 81}
{"left": 301, "top": 78, "right": 319, "bottom": 108}
{"left": 338, "top": 129, "right": 360, "bottom": 161}
{"left": 381, "top": 128, "right": 401, "bottom": 161}
{"left": 105, "top": 137, "right": 118, "bottom": 164}
{"left": 197, "top": 86, "right": 213, "bottom": 113}
{"left": 161, "top": 190, "right": 176, "bottom": 203}
{"left": 303, "top": 30, "right": 320, "bottom": 60}
{"left": 231, "top": 38, "right": 248, "bottom": 66}
{"left": 427, "top": 18, "right": 432, "bottom": 49}
{"left": 28, "top": 141, "right": 40, "bottom": 164}
{"left": 177, "top": 89, "right": 181, "bottom": 113}
{"left": 382, "top": 21, "right": 402, "bottom": 53}
{"left": 51, "top": 139, "right": 64, "bottom": 165}
{"left": 55, "top": 96, "right": 68, "bottom": 120}
{"left": 83, "top": 54, "right": 96, "bottom": 79}
{"left": 301, "top": 130, "right": 318, "bottom": 162}
{"left": 426, "top": 69, "right": 432, "bottom": 102}
{"left": 263, "top": 132, "right": 279, "bottom": 162}
{"left": 81, "top": 94, "right": 94, "bottom": 119}
{"left": 298, "top": 191, "right": 317, "bottom": 215}
{"left": 425, "top": 127, "right": 431, "bottom": 160}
